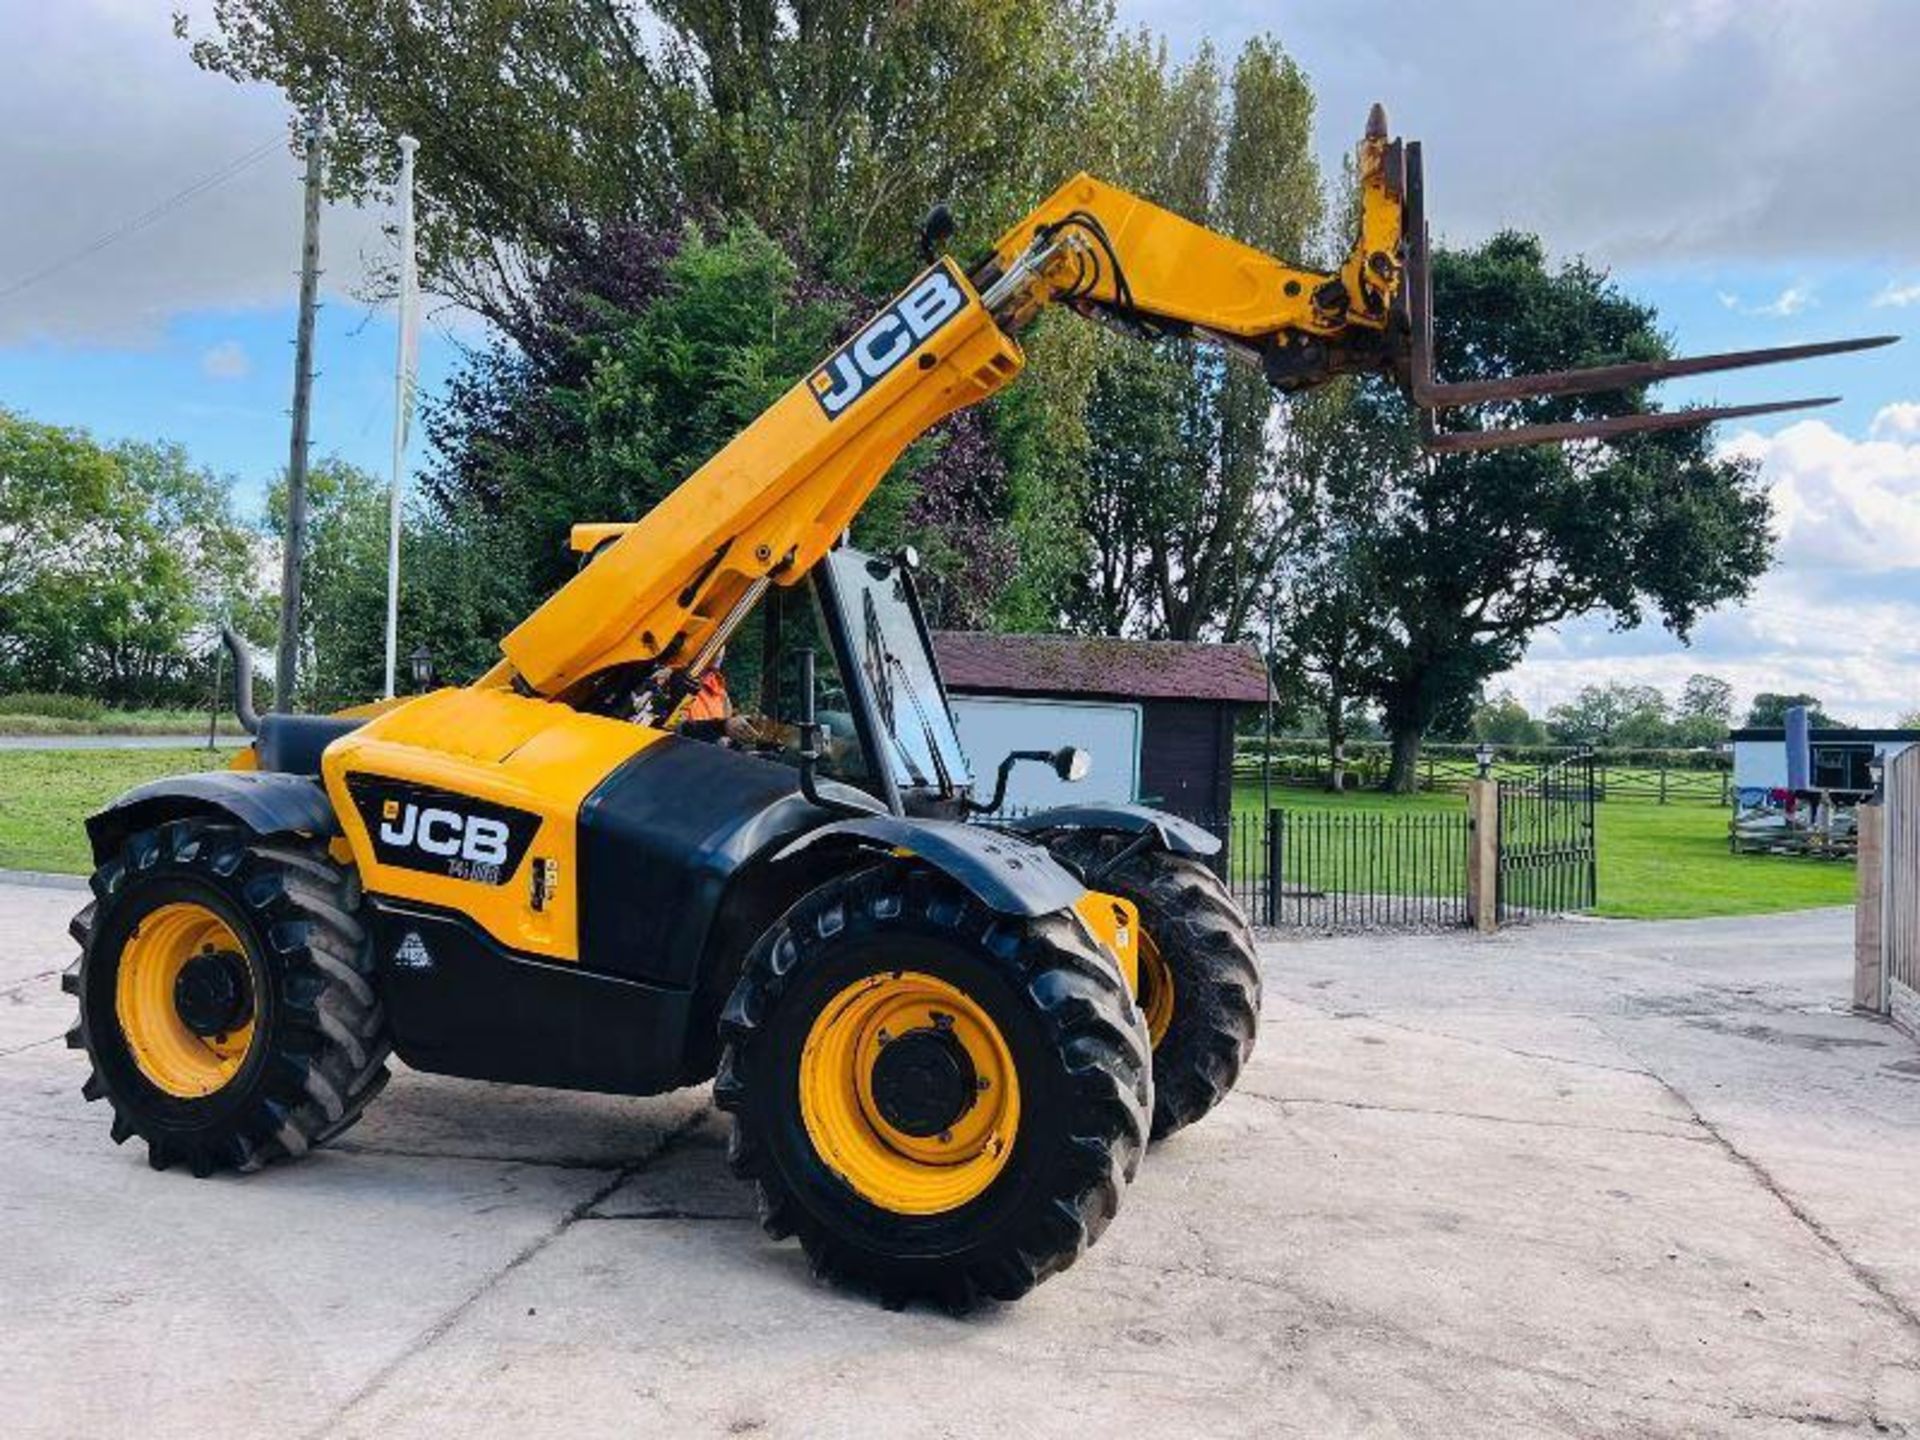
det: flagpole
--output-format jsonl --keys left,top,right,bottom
{"left": 383, "top": 134, "right": 420, "bottom": 698}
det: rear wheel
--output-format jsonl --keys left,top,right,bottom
{"left": 1042, "top": 832, "right": 1261, "bottom": 1140}
{"left": 715, "top": 864, "right": 1150, "bottom": 1310}
{"left": 65, "top": 817, "right": 390, "bottom": 1176}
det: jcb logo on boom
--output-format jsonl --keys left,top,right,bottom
{"left": 809, "top": 261, "right": 968, "bottom": 419}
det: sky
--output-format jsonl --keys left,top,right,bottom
{"left": 0, "top": 1, "right": 1915, "bottom": 724}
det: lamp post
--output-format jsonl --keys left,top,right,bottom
{"left": 409, "top": 643, "right": 435, "bottom": 694}
{"left": 1475, "top": 741, "right": 1495, "bottom": 779}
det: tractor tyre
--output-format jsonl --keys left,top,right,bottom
{"left": 64, "top": 817, "right": 391, "bottom": 1176}
{"left": 714, "top": 863, "right": 1150, "bottom": 1311}
{"left": 1042, "top": 832, "right": 1260, "bottom": 1141}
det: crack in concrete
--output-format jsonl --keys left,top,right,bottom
{"left": 305, "top": 1103, "right": 712, "bottom": 1440}
{"left": 0, "top": 1034, "right": 59, "bottom": 1060}
{"left": 583, "top": 1207, "right": 750, "bottom": 1223}
{"left": 0, "top": 966, "right": 61, "bottom": 1002}
{"left": 1236, "top": 1087, "right": 1707, "bottom": 1143}
{"left": 331, "top": 1141, "right": 642, "bottom": 1173}
{"left": 1605, "top": 1025, "right": 1920, "bottom": 1348}
{"left": 1279, "top": 996, "right": 1665, "bottom": 1080}
{"left": 1104, "top": 1249, "right": 1894, "bottom": 1432}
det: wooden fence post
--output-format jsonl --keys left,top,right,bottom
{"left": 1465, "top": 777, "right": 1499, "bottom": 933}
{"left": 1855, "top": 802, "right": 1886, "bottom": 1013}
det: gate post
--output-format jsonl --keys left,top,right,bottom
{"left": 1465, "top": 777, "right": 1499, "bottom": 933}
{"left": 1854, "top": 801, "right": 1886, "bottom": 1014}
{"left": 1266, "top": 808, "right": 1284, "bottom": 928}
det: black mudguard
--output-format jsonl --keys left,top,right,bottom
{"left": 774, "top": 816, "right": 1086, "bottom": 917}
{"left": 86, "top": 770, "right": 338, "bottom": 864}
{"left": 1002, "top": 802, "right": 1222, "bottom": 858}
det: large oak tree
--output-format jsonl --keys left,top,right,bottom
{"left": 1277, "top": 233, "right": 1772, "bottom": 791}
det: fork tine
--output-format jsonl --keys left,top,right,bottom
{"left": 1413, "top": 337, "right": 1895, "bottom": 410}
{"left": 1420, "top": 397, "right": 1838, "bottom": 456}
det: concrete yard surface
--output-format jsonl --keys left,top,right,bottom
{"left": 2, "top": 879, "right": 1916, "bottom": 1438}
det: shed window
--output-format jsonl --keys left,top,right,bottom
{"left": 1811, "top": 743, "right": 1873, "bottom": 792}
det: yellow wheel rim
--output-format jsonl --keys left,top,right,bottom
{"left": 1138, "top": 929, "right": 1176, "bottom": 1048}
{"left": 114, "top": 901, "right": 256, "bottom": 1099}
{"left": 799, "top": 971, "right": 1020, "bottom": 1216}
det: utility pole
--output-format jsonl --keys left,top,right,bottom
{"left": 275, "top": 115, "right": 323, "bottom": 714}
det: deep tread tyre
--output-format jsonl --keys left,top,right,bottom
{"left": 715, "top": 863, "right": 1150, "bottom": 1311}
{"left": 68, "top": 818, "right": 390, "bottom": 1176}
{"left": 1043, "top": 833, "right": 1260, "bottom": 1140}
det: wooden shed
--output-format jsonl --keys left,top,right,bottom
{"left": 931, "top": 632, "right": 1270, "bottom": 820}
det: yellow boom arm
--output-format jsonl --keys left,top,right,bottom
{"left": 486, "top": 108, "right": 1887, "bottom": 712}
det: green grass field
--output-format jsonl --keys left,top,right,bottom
{"left": 0, "top": 748, "right": 1858, "bottom": 921}
{"left": 0, "top": 709, "right": 245, "bottom": 738}
{"left": 0, "top": 748, "right": 226, "bottom": 874}
{"left": 1232, "top": 780, "right": 1856, "bottom": 920}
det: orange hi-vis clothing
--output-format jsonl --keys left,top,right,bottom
{"left": 684, "top": 670, "right": 731, "bottom": 723}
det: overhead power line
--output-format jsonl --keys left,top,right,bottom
{"left": 0, "top": 134, "right": 287, "bottom": 306}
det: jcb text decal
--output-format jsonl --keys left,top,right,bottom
{"left": 808, "top": 261, "right": 968, "bottom": 419}
{"left": 345, "top": 775, "right": 539, "bottom": 887}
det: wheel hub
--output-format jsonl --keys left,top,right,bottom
{"left": 172, "top": 949, "right": 253, "bottom": 1038}
{"left": 870, "top": 1024, "right": 977, "bottom": 1138}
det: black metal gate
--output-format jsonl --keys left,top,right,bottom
{"left": 1497, "top": 751, "right": 1598, "bottom": 919}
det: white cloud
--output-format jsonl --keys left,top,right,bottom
{"left": 1510, "top": 409, "right": 1920, "bottom": 727}
{"left": 1715, "top": 283, "right": 1816, "bottom": 319}
{"left": 1719, "top": 412, "right": 1920, "bottom": 573}
{"left": 1873, "top": 279, "right": 1920, "bottom": 309}
{"left": 199, "top": 339, "right": 250, "bottom": 380}
{"left": 1119, "top": 0, "right": 1920, "bottom": 267}
{"left": 1513, "top": 560, "right": 1920, "bottom": 728}
{"left": 1871, "top": 404, "right": 1920, "bottom": 443}
{"left": 0, "top": 2, "right": 386, "bottom": 345}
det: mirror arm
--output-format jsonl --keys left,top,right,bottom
{"left": 964, "top": 750, "right": 1056, "bottom": 816}
{"left": 795, "top": 649, "right": 867, "bottom": 818}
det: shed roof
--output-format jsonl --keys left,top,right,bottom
{"left": 932, "top": 631, "right": 1270, "bottom": 705}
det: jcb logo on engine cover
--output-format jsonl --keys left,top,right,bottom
{"left": 808, "top": 261, "right": 968, "bottom": 419}
{"left": 346, "top": 776, "right": 539, "bottom": 887}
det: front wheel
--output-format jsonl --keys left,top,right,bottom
{"left": 1042, "top": 833, "right": 1261, "bottom": 1140}
{"left": 714, "top": 864, "right": 1150, "bottom": 1310}
{"left": 64, "top": 818, "right": 390, "bottom": 1176}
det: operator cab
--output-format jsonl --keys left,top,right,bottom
{"left": 705, "top": 543, "right": 1078, "bottom": 821}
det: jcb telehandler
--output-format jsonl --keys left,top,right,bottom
{"left": 61, "top": 109, "right": 1888, "bottom": 1308}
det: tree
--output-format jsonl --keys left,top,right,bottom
{"left": 181, "top": 0, "right": 1115, "bottom": 328}
{"left": 266, "top": 458, "right": 389, "bottom": 708}
{"left": 1060, "top": 35, "right": 1321, "bottom": 641}
{"left": 1746, "top": 692, "right": 1844, "bottom": 729}
{"left": 0, "top": 410, "right": 119, "bottom": 682}
{"left": 1280, "top": 233, "right": 1773, "bottom": 791}
{"left": 1547, "top": 682, "right": 1670, "bottom": 748}
{"left": 1267, "top": 383, "right": 1391, "bottom": 778}
{"left": 186, "top": 3, "right": 1330, "bottom": 642}
{"left": 1671, "top": 672, "right": 1735, "bottom": 747}
{"left": 1898, "top": 708, "right": 1920, "bottom": 730}
{"left": 1471, "top": 691, "right": 1546, "bottom": 746}
{"left": 0, "top": 413, "right": 259, "bottom": 706}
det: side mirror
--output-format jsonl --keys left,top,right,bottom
{"left": 1051, "top": 746, "right": 1091, "bottom": 783}
{"left": 967, "top": 746, "right": 1092, "bottom": 816}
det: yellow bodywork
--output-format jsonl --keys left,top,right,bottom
{"left": 1073, "top": 890, "right": 1141, "bottom": 995}
{"left": 321, "top": 688, "right": 667, "bottom": 960}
